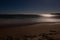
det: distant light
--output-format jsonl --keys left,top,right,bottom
{"left": 40, "top": 14, "right": 55, "bottom": 17}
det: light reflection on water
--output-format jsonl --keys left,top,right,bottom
{"left": 0, "top": 17, "right": 60, "bottom": 25}
{"left": 35, "top": 17, "right": 60, "bottom": 22}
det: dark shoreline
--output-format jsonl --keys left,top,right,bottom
{"left": 0, "top": 22, "right": 60, "bottom": 28}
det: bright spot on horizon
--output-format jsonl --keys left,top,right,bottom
{"left": 40, "top": 14, "right": 56, "bottom": 17}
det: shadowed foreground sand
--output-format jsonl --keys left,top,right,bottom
{"left": 0, "top": 23, "right": 60, "bottom": 40}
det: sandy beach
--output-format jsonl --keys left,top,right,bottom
{"left": 0, "top": 23, "right": 60, "bottom": 40}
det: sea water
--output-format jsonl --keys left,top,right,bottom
{"left": 0, "top": 17, "right": 60, "bottom": 25}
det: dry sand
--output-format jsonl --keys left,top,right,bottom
{"left": 0, "top": 23, "right": 60, "bottom": 40}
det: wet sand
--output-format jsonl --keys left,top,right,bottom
{"left": 0, "top": 23, "right": 60, "bottom": 40}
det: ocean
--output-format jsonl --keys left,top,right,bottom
{"left": 0, "top": 14, "right": 60, "bottom": 26}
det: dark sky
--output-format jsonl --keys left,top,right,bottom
{"left": 0, "top": 0, "right": 60, "bottom": 14}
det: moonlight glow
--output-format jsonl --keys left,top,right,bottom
{"left": 40, "top": 14, "right": 56, "bottom": 17}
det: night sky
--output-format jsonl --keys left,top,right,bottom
{"left": 0, "top": 0, "right": 60, "bottom": 14}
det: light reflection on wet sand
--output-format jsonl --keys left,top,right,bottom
{"left": 0, "top": 17, "right": 60, "bottom": 26}
{"left": 35, "top": 17, "right": 60, "bottom": 22}
{"left": 0, "top": 17, "right": 60, "bottom": 23}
